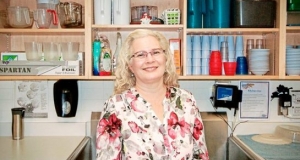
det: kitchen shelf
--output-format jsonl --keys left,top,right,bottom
{"left": 0, "top": 0, "right": 299, "bottom": 80}
{"left": 88, "top": 76, "right": 116, "bottom": 80}
{"left": 286, "top": 26, "right": 300, "bottom": 31}
{"left": 186, "top": 28, "right": 280, "bottom": 35}
{"left": 0, "top": 75, "right": 87, "bottom": 80}
{"left": 92, "top": 24, "right": 184, "bottom": 30}
{"left": 0, "top": 29, "right": 85, "bottom": 33}
{"left": 179, "top": 75, "right": 280, "bottom": 80}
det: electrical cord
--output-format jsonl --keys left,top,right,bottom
{"left": 210, "top": 98, "right": 248, "bottom": 137}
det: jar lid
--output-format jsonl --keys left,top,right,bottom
{"left": 37, "top": 0, "right": 59, "bottom": 4}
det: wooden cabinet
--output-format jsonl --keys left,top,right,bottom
{"left": 0, "top": 0, "right": 298, "bottom": 80}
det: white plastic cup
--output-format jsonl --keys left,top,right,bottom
{"left": 192, "top": 66, "right": 201, "bottom": 75}
{"left": 235, "top": 35, "right": 244, "bottom": 51}
{"left": 202, "top": 35, "right": 210, "bottom": 51}
{"left": 193, "top": 50, "right": 201, "bottom": 59}
{"left": 187, "top": 35, "right": 193, "bottom": 50}
{"left": 193, "top": 35, "right": 201, "bottom": 50}
{"left": 210, "top": 35, "right": 219, "bottom": 51}
{"left": 227, "top": 35, "right": 235, "bottom": 51}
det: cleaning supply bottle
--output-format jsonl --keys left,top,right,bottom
{"left": 100, "top": 48, "right": 112, "bottom": 76}
{"left": 93, "top": 35, "right": 101, "bottom": 75}
{"left": 112, "top": 32, "right": 122, "bottom": 75}
{"left": 99, "top": 35, "right": 112, "bottom": 76}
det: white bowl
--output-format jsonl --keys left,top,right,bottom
{"left": 286, "top": 63, "right": 300, "bottom": 68}
{"left": 250, "top": 70, "right": 269, "bottom": 75}
{"left": 286, "top": 69, "right": 300, "bottom": 76}
{"left": 286, "top": 61, "right": 300, "bottom": 65}
{"left": 249, "top": 57, "right": 269, "bottom": 61}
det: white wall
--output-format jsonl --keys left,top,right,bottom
{"left": 0, "top": 80, "right": 300, "bottom": 136}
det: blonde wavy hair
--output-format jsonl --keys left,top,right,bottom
{"left": 114, "top": 29, "right": 179, "bottom": 94}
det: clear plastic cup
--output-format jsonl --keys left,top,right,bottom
{"left": 43, "top": 42, "right": 60, "bottom": 61}
{"left": 24, "top": 42, "right": 42, "bottom": 61}
{"left": 61, "top": 42, "right": 79, "bottom": 61}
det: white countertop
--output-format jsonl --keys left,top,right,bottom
{"left": 0, "top": 136, "right": 85, "bottom": 160}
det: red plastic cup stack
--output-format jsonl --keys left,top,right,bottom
{"left": 209, "top": 51, "right": 222, "bottom": 75}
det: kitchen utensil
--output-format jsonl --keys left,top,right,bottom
{"left": 36, "top": 0, "right": 59, "bottom": 27}
{"left": 7, "top": 6, "right": 33, "bottom": 28}
{"left": 33, "top": 9, "right": 52, "bottom": 29}
{"left": 11, "top": 107, "right": 25, "bottom": 140}
{"left": 59, "top": 2, "right": 83, "bottom": 28}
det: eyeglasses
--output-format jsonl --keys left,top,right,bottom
{"left": 131, "top": 48, "right": 165, "bottom": 60}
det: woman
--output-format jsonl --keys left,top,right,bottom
{"left": 96, "top": 29, "right": 209, "bottom": 160}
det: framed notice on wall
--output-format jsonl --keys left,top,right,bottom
{"left": 240, "top": 81, "right": 269, "bottom": 119}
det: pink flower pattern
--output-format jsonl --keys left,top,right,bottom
{"left": 96, "top": 87, "right": 209, "bottom": 160}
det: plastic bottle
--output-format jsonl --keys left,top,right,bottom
{"left": 99, "top": 48, "right": 112, "bottom": 76}
{"left": 112, "top": 32, "right": 122, "bottom": 75}
{"left": 93, "top": 35, "right": 101, "bottom": 75}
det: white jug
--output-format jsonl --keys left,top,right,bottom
{"left": 94, "top": 0, "right": 112, "bottom": 24}
{"left": 113, "top": 0, "right": 130, "bottom": 25}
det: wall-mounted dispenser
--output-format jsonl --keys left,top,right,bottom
{"left": 210, "top": 84, "right": 242, "bottom": 115}
{"left": 271, "top": 84, "right": 293, "bottom": 117}
{"left": 53, "top": 79, "right": 78, "bottom": 117}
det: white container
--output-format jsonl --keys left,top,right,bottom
{"left": 113, "top": 0, "right": 130, "bottom": 25}
{"left": 94, "top": 0, "right": 112, "bottom": 24}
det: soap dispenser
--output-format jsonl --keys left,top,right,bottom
{"left": 53, "top": 79, "right": 78, "bottom": 117}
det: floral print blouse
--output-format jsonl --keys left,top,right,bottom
{"left": 96, "top": 87, "right": 209, "bottom": 160}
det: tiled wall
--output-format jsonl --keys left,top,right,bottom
{"left": 0, "top": 80, "right": 300, "bottom": 136}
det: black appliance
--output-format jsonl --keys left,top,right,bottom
{"left": 53, "top": 79, "right": 78, "bottom": 117}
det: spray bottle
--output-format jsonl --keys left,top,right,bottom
{"left": 92, "top": 35, "right": 101, "bottom": 75}
{"left": 99, "top": 35, "right": 112, "bottom": 76}
{"left": 112, "top": 32, "right": 122, "bottom": 75}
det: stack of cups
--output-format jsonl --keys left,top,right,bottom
{"left": 201, "top": 35, "right": 210, "bottom": 75}
{"left": 246, "top": 39, "right": 255, "bottom": 58}
{"left": 227, "top": 35, "right": 235, "bottom": 62}
{"left": 256, "top": 39, "right": 265, "bottom": 49}
{"left": 220, "top": 41, "right": 229, "bottom": 75}
{"left": 236, "top": 56, "right": 248, "bottom": 75}
{"left": 210, "top": 35, "right": 219, "bottom": 51}
{"left": 209, "top": 51, "right": 222, "bottom": 75}
{"left": 235, "top": 35, "right": 244, "bottom": 59}
{"left": 192, "top": 35, "right": 201, "bottom": 75}
{"left": 186, "top": 35, "right": 193, "bottom": 75}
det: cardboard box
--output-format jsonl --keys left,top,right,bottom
{"left": 0, "top": 60, "right": 83, "bottom": 76}
{"left": 0, "top": 52, "right": 84, "bottom": 76}
{"left": 169, "top": 39, "right": 181, "bottom": 75}
{"left": 1, "top": 51, "right": 84, "bottom": 61}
